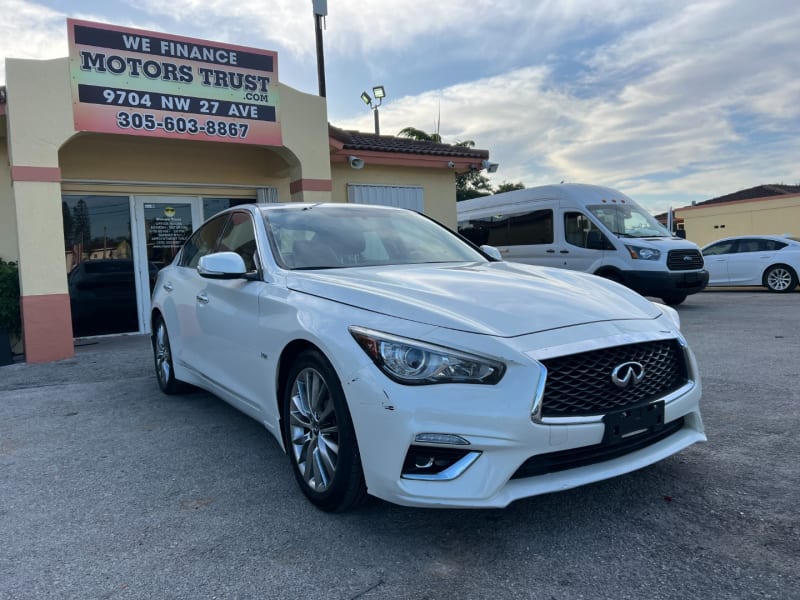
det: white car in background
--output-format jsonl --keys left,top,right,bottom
{"left": 702, "top": 235, "right": 800, "bottom": 292}
{"left": 150, "top": 203, "right": 705, "bottom": 511}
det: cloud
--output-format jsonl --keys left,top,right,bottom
{"left": 1, "top": 0, "right": 797, "bottom": 214}
{"left": 0, "top": 0, "right": 67, "bottom": 82}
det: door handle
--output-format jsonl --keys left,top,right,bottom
{"left": 560, "top": 250, "right": 570, "bottom": 254}
{"left": 196, "top": 293, "right": 209, "bottom": 305}
{"left": 163, "top": 282, "right": 174, "bottom": 292}
{"left": 546, "top": 249, "right": 555, "bottom": 253}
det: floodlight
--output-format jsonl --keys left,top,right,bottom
{"left": 372, "top": 85, "right": 386, "bottom": 99}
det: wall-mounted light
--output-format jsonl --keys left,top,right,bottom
{"left": 348, "top": 155, "right": 365, "bottom": 169}
{"left": 481, "top": 159, "right": 499, "bottom": 173}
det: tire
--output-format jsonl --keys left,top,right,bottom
{"left": 283, "top": 350, "right": 367, "bottom": 512}
{"left": 763, "top": 265, "right": 798, "bottom": 293}
{"left": 661, "top": 294, "right": 687, "bottom": 306}
{"left": 152, "top": 316, "right": 189, "bottom": 395}
{"left": 599, "top": 271, "right": 624, "bottom": 285}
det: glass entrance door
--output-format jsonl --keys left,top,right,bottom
{"left": 133, "top": 197, "right": 203, "bottom": 333}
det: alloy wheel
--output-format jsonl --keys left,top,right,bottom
{"left": 155, "top": 321, "right": 172, "bottom": 387}
{"left": 767, "top": 268, "right": 792, "bottom": 291}
{"left": 288, "top": 367, "right": 340, "bottom": 492}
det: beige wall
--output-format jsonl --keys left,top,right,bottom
{"left": 5, "top": 59, "right": 75, "bottom": 299}
{"left": 330, "top": 163, "right": 458, "bottom": 228}
{"left": 0, "top": 136, "right": 18, "bottom": 261}
{"left": 676, "top": 195, "right": 800, "bottom": 247}
{"left": 59, "top": 134, "right": 293, "bottom": 200}
{"left": 277, "top": 84, "right": 332, "bottom": 203}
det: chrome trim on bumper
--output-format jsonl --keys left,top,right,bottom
{"left": 401, "top": 451, "right": 482, "bottom": 481}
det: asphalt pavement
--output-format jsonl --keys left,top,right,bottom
{"left": 1, "top": 289, "right": 798, "bottom": 600}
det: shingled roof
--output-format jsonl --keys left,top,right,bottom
{"left": 696, "top": 184, "right": 800, "bottom": 207}
{"left": 329, "top": 125, "right": 489, "bottom": 159}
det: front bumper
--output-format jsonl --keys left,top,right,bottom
{"left": 340, "top": 323, "right": 706, "bottom": 509}
{"left": 622, "top": 269, "right": 709, "bottom": 298}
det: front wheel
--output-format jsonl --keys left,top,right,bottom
{"left": 283, "top": 350, "right": 367, "bottom": 512}
{"left": 764, "top": 265, "right": 798, "bottom": 293}
{"left": 152, "top": 316, "right": 189, "bottom": 394}
{"left": 661, "top": 294, "right": 687, "bottom": 306}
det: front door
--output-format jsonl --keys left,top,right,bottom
{"left": 132, "top": 197, "right": 203, "bottom": 333}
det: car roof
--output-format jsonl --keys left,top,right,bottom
{"left": 253, "top": 203, "right": 405, "bottom": 215}
{"left": 703, "top": 234, "right": 799, "bottom": 247}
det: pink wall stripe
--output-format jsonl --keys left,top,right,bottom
{"left": 11, "top": 166, "right": 62, "bottom": 183}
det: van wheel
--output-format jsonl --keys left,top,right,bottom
{"left": 661, "top": 294, "right": 686, "bottom": 306}
{"left": 599, "top": 271, "right": 623, "bottom": 285}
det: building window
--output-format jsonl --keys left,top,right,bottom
{"left": 347, "top": 184, "right": 424, "bottom": 212}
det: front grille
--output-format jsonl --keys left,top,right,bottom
{"left": 538, "top": 340, "right": 688, "bottom": 418}
{"left": 667, "top": 249, "right": 704, "bottom": 271}
{"left": 510, "top": 417, "right": 685, "bottom": 479}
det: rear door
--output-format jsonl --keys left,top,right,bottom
{"left": 727, "top": 238, "right": 779, "bottom": 285}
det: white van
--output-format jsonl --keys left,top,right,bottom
{"left": 457, "top": 184, "right": 708, "bottom": 305}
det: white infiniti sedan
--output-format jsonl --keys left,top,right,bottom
{"left": 151, "top": 203, "right": 705, "bottom": 511}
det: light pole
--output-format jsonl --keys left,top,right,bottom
{"left": 360, "top": 85, "right": 386, "bottom": 135}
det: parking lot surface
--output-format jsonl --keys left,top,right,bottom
{"left": 1, "top": 290, "right": 798, "bottom": 600}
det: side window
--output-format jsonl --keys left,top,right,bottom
{"left": 736, "top": 239, "right": 762, "bottom": 253}
{"left": 460, "top": 217, "right": 509, "bottom": 246}
{"left": 508, "top": 209, "right": 553, "bottom": 245}
{"left": 703, "top": 241, "right": 735, "bottom": 256}
{"left": 564, "top": 212, "right": 609, "bottom": 249}
{"left": 217, "top": 211, "right": 258, "bottom": 271}
{"left": 759, "top": 239, "right": 786, "bottom": 252}
{"left": 180, "top": 214, "right": 229, "bottom": 268}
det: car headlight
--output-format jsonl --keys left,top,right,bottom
{"left": 625, "top": 245, "right": 661, "bottom": 260}
{"left": 349, "top": 326, "right": 505, "bottom": 385}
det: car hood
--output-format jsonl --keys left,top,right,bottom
{"left": 285, "top": 262, "right": 662, "bottom": 337}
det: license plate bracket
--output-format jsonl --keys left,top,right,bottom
{"left": 602, "top": 401, "right": 665, "bottom": 445}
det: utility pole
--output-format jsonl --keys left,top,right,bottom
{"left": 312, "top": 0, "right": 328, "bottom": 97}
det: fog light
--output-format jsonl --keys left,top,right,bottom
{"left": 401, "top": 445, "right": 481, "bottom": 481}
{"left": 414, "top": 456, "right": 435, "bottom": 469}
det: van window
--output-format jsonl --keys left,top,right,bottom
{"left": 459, "top": 216, "right": 507, "bottom": 246}
{"left": 508, "top": 210, "right": 553, "bottom": 245}
{"left": 588, "top": 204, "right": 669, "bottom": 238}
{"left": 459, "top": 209, "right": 553, "bottom": 247}
{"left": 564, "top": 212, "right": 612, "bottom": 250}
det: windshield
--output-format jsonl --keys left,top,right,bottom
{"left": 587, "top": 204, "right": 671, "bottom": 238}
{"left": 263, "top": 205, "right": 487, "bottom": 269}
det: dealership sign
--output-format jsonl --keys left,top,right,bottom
{"left": 68, "top": 19, "right": 281, "bottom": 146}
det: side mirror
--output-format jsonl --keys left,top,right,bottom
{"left": 675, "top": 229, "right": 686, "bottom": 239}
{"left": 480, "top": 245, "right": 503, "bottom": 261}
{"left": 197, "top": 252, "right": 248, "bottom": 279}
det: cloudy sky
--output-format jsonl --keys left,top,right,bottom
{"left": 1, "top": 0, "right": 798, "bottom": 213}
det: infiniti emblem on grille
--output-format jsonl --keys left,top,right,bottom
{"left": 611, "top": 361, "right": 645, "bottom": 388}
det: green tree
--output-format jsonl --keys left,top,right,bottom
{"left": 397, "top": 127, "right": 442, "bottom": 143}
{"left": 494, "top": 181, "right": 525, "bottom": 193}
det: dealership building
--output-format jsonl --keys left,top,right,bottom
{"left": 0, "top": 19, "right": 491, "bottom": 363}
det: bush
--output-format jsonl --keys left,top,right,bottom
{"left": 0, "top": 258, "right": 21, "bottom": 338}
